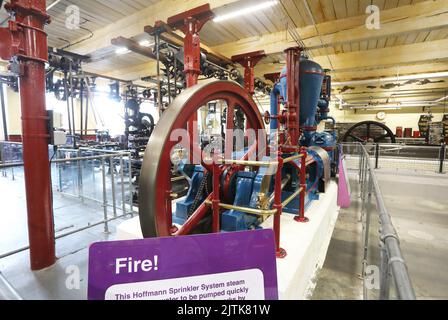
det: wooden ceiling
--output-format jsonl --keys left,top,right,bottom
{"left": 1, "top": 0, "right": 447, "bottom": 108}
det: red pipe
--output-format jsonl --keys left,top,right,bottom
{"left": 212, "top": 164, "right": 220, "bottom": 233}
{"left": 183, "top": 18, "right": 202, "bottom": 88}
{"left": 231, "top": 51, "right": 266, "bottom": 96}
{"left": 224, "top": 103, "right": 235, "bottom": 161}
{"left": 175, "top": 194, "right": 213, "bottom": 236}
{"left": 284, "top": 47, "right": 302, "bottom": 147}
{"left": 274, "top": 155, "right": 286, "bottom": 258}
{"left": 295, "top": 148, "right": 309, "bottom": 223}
{"left": 1, "top": 0, "right": 56, "bottom": 270}
{"left": 167, "top": 6, "right": 213, "bottom": 164}
{"left": 185, "top": 19, "right": 201, "bottom": 163}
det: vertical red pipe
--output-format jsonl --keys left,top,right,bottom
{"left": 212, "top": 163, "right": 220, "bottom": 233}
{"left": 224, "top": 103, "right": 235, "bottom": 162}
{"left": 183, "top": 18, "right": 201, "bottom": 164}
{"left": 176, "top": 194, "right": 213, "bottom": 236}
{"left": 9, "top": 1, "right": 56, "bottom": 270}
{"left": 277, "top": 95, "right": 284, "bottom": 146}
{"left": 274, "top": 155, "right": 286, "bottom": 258}
{"left": 21, "top": 60, "right": 56, "bottom": 270}
{"left": 231, "top": 51, "right": 266, "bottom": 96}
{"left": 284, "top": 47, "right": 301, "bottom": 147}
{"left": 295, "top": 148, "right": 309, "bottom": 223}
{"left": 244, "top": 63, "right": 254, "bottom": 95}
{"left": 183, "top": 18, "right": 202, "bottom": 88}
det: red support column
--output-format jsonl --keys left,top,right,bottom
{"left": 284, "top": 47, "right": 302, "bottom": 147}
{"left": 264, "top": 72, "right": 281, "bottom": 84}
{"left": 274, "top": 155, "right": 286, "bottom": 258}
{"left": 212, "top": 163, "right": 221, "bottom": 233}
{"left": 182, "top": 17, "right": 203, "bottom": 88}
{"left": 231, "top": 51, "right": 266, "bottom": 96}
{"left": 0, "top": 0, "right": 55, "bottom": 270}
{"left": 166, "top": 5, "right": 215, "bottom": 163}
{"left": 295, "top": 148, "right": 309, "bottom": 223}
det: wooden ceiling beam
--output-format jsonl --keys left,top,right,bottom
{"left": 67, "top": 0, "right": 240, "bottom": 55}
{"left": 329, "top": 62, "right": 448, "bottom": 82}
{"left": 212, "top": 0, "right": 448, "bottom": 57}
{"left": 319, "top": 38, "right": 448, "bottom": 71}
{"left": 90, "top": 38, "right": 448, "bottom": 83}
{"left": 252, "top": 39, "right": 448, "bottom": 77}
{"left": 144, "top": 22, "right": 233, "bottom": 66}
{"left": 81, "top": 0, "right": 448, "bottom": 83}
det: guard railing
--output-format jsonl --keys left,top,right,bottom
{"left": 0, "top": 145, "right": 134, "bottom": 260}
{"left": 340, "top": 143, "right": 416, "bottom": 300}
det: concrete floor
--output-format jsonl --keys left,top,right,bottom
{"left": 0, "top": 166, "right": 132, "bottom": 300}
{"left": 311, "top": 173, "right": 364, "bottom": 300}
{"left": 376, "top": 169, "right": 448, "bottom": 299}
{"left": 312, "top": 167, "right": 448, "bottom": 300}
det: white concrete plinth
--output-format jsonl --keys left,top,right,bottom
{"left": 262, "top": 180, "right": 340, "bottom": 299}
{"left": 116, "top": 181, "right": 340, "bottom": 300}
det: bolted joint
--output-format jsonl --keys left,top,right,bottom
{"left": 8, "top": 58, "right": 25, "bottom": 76}
{"left": 5, "top": 0, "right": 51, "bottom": 24}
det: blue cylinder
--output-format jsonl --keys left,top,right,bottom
{"left": 310, "top": 132, "right": 336, "bottom": 149}
{"left": 299, "top": 59, "right": 325, "bottom": 129}
{"left": 279, "top": 66, "right": 287, "bottom": 100}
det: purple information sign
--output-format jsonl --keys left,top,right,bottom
{"left": 88, "top": 229, "right": 278, "bottom": 300}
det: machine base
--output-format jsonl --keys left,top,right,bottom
{"left": 116, "top": 181, "right": 340, "bottom": 300}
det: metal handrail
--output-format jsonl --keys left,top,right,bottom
{"left": 360, "top": 144, "right": 416, "bottom": 299}
{"left": 0, "top": 147, "right": 135, "bottom": 260}
{"left": 341, "top": 143, "right": 416, "bottom": 300}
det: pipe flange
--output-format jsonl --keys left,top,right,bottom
{"left": 388, "top": 256, "right": 406, "bottom": 265}
{"left": 380, "top": 233, "right": 400, "bottom": 243}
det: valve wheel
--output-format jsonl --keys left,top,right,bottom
{"left": 342, "top": 121, "right": 396, "bottom": 144}
{"left": 139, "top": 80, "right": 266, "bottom": 237}
{"left": 264, "top": 111, "right": 271, "bottom": 125}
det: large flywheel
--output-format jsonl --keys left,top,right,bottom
{"left": 139, "top": 80, "right": 266, "bottom": 238}
{"left": 342, "top": 121, "right": 396, "bottom": 144}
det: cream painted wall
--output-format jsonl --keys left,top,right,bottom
{"left": 5, "top": 87, "right": 21, "bottom": 135}
{"left": 259, "top": 98, "right": 447, "bottom": 134}
{"left": 329, "top": 103, "right": 447, "bottom": 133}
{"left": 5, "top": 87, "right": 98, "bottom": 136}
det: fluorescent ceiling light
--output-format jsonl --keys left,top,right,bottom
{"left": 365, "top": 107, "right": 402, "bottom": 111}
{"left": 436, "top": 95, "right": 448, "bottom": 102}
{"left": 116, "top": 47, "right": 130, "bottom": 55}
{"left": 213, "top": 1, "right": 278, "bottom": 22}
{"left": 333, "top": 71, "right": 448, "bottom": 87}
{"left": 47, "top": 0, "right": 62, "bottom": 11}
{"left": 139, "top": 40, "right": 154, "bottom": 47}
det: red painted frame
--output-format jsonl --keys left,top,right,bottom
{"left": 0, "top": 0, "right": 55, "bottom": 270}
{"left": 231, "top": 50, "right": 266, "bottom": 96}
